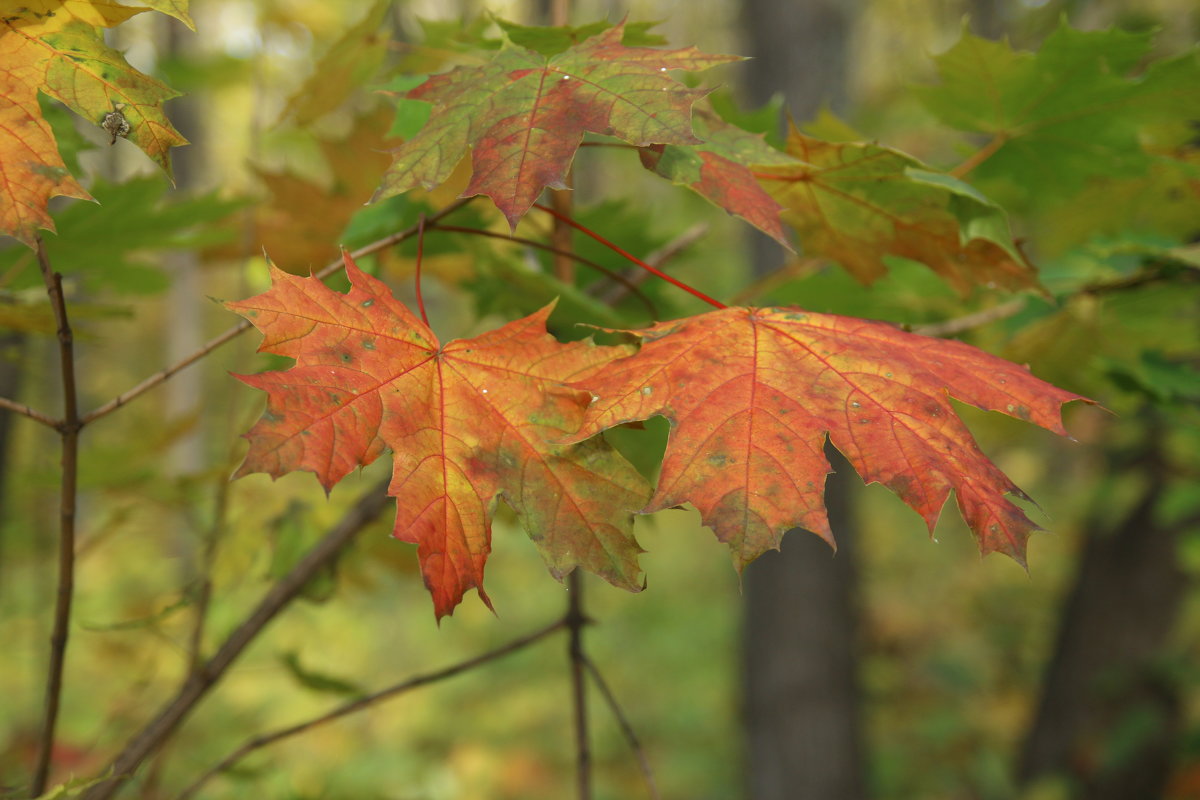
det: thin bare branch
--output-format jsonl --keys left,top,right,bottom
{"left": 0, "top": 395, "right": 58, "bottom": 428}
{"left": 30, "top": 238, "right": 81, "bottom": 798}
{"left": 187, "top": 473, "right": 232, "bottom": 674}
{"left": 566, "top": 571, "right": 592, "bottom": 800}
{"left": 427, "top": 224, "right": 659, "bottom": 319}
{"left": 173, "top": 618, "right": 566, "bottom": 800}
{"left": 80, "top": 198, "right": 475, "bottom": 426}
{"left": 80, "top": 478, "right": 392, "bottom": 800}
{"left": 583, "top": 656, "right": 660, "bottom": 800}
{"left": 726, "top": 256, "right": 823, "bottom": 307}
{"left": 911, "top": 298, "right": 1026, "bottom": 337}
{"left": 595, "top": 222, "right": 709, "bottom": 306}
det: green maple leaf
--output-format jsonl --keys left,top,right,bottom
{"left": 373, "top": 21, "right": 740, "bottom": 227}
{"left": 917, "top": 22, "right": 1200, "bottom": 201}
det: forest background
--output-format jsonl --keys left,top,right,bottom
{"left": 1, "top": 0, "right": 1198, "bottom": 799}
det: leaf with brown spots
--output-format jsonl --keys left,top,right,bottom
{"left": 230, "top": 253, "right": 650, "bottom": 619}
{"left": 0, "top": 3, "right": 187, "bottom": 246}
{"left": 569, "top": 306, "right": 1090, "bottom": 568}
{"left": 373, "top": 21, "right": 739, "bottom": 227}
{"left": 757, "top": 124, "right": 1041, "bottom": 294}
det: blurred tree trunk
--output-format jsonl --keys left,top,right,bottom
{"left": 1018, "top": 419, "right": 1191, "bottom": 799}
{"left": 965, "top": 0, "right": 1007, "bottom": 38}
{"left": 744, "top": 446, "right": 867, "bottom": 800}
{"left": 739, "top": 2, "right": 865, "bottom": 795}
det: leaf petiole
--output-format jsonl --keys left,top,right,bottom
{"left": 414, "top": 214, "right": 430, "bottom": 327}
{"left": 533, "top": 203, "right": 726, "bottom": 310}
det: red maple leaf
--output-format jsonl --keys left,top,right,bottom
{"left": 229, "top": 254, "right": 650, "bottom": 618}
{"left": 569, "top": 307, "right": 1091, "bottom": 565}
{"left": 638, "top": 108, "right": 793, "bottom": 245}
{"left": 373, "top": 22, "right": 739, "bottom": 227}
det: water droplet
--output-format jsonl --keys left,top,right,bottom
{"left": 660, "top": 67, "right": 667, "bottom": 72}
{"left": 561, "top": 74, "right": 570, "bottom": 81}
{"left": 640, "top": 386, "right": 653, "bottom": 396}
{"left": 850, "top": 401, "right": 861, "bottom": 409}
{"left": 481, "top": 388, "right": 489, "bottom": 394}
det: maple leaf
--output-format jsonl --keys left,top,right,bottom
{"left": 373, "top": 22, "right": 740, "bottom": 227}
{"left": 569, "top": 307, "right": 1091, "bottom": 568}
{"left": 757, "top": 124, "right": 1041, "bottom": 293}
{"left": 277, "top": 0, "right": 390, "bottom": 127}
{"left": 1, "top": 3, "right": 188, "bottom": 246}
{"left": 639, "top": 107, "right": 792, "bottom": 245}
{"left": 229, "top": 254, "right": 650, "bottom": 619}
{"left": 212, "top": 109, "right": 394, "bottom": 269}
{"left": 916, "top": 22, "right": 1200, "bottom": 200}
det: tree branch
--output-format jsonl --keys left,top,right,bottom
{"left": 79, "top": 198, "right": 475, "bottom": 426}
{"left": 0, "top": 395, "right": 58, "bottom": 428}
{"left": 173, "top": 618, "right": 566, "bottom": 800}
{"left": 535, "top": 203, "right": 725, "bottom": 310}
{"left": 566, "top": 571, "right": 592, "bottom": 800}
{"left": 583, "top": 655, "right": 660, "bottom": 800}
{"left": 427, "top": 224, "right": 659, "bottom": 318}
{"left": 30, "top": 238, "right": 81, "bottom": 798}
{"left": 80, "top": 478, "right": 392, "bottom": 800}
{"left": 594, "top": 222, "right": 709, "bottom": 307}
{"left": 910, "top": 297, "right": 1026, "bottom": 337}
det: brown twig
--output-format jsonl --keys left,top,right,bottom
{"left": 566, "top": 571, "right": 592, "bottom": 800}
{"left": 79, "top": 198, "right": 475, "bottom": 426}
{"left": 582, "top": 656, "right": 660, "bottom": 800}
{"left": 726, "top": 256, "right": 823, "bottom": 307}
{"left": 186, "top": 473, "right": 231, "bottom": 674}
{"left": 30, "top": 238, "right": 81, "bottom": 798}
{"left": 595, "top": 222, "right": 709, "bottom": 307}
{"left": 173, "top": 618, "right": 567, "bottom": 800}
{"left": 0, "top": 395, "right": 58, "bottom": 428}
{"left": 910, "top": 297, "right": 1027, "bottom": 337}
{"left": 80, "top": 478, "right": 392, "bottom": 800}
{"left": 427, "top": 224, "right": 659, "bottom": 319}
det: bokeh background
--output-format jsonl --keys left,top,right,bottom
{"left": 1, "top": 1, "right": 1198, "bottom": 798}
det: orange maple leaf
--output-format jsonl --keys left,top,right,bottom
{"left": 229, "top": 254, "right": 650, "bottom": 618}
{"left": 1, "top": 5, "right": 187, "bottom": 246}
{"left": 570, "top": 307, "right": 1091, "bottom": 566}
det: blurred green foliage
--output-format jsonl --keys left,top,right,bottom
{"left": 1, "top": 1, "right": 1198, "bottom": 799}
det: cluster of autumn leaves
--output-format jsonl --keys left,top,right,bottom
{"left": 19, "top": 8, "right": 1179, "bottom": 617}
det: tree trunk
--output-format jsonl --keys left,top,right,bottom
{"left": 1018, "top": 424, "right": 1191, "bottom": 799}
{"left": 743, "top": 446, "right": 866, "bottom": 800}
{"left": 738, "top": 3, "right": 866, "bottom": 798}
